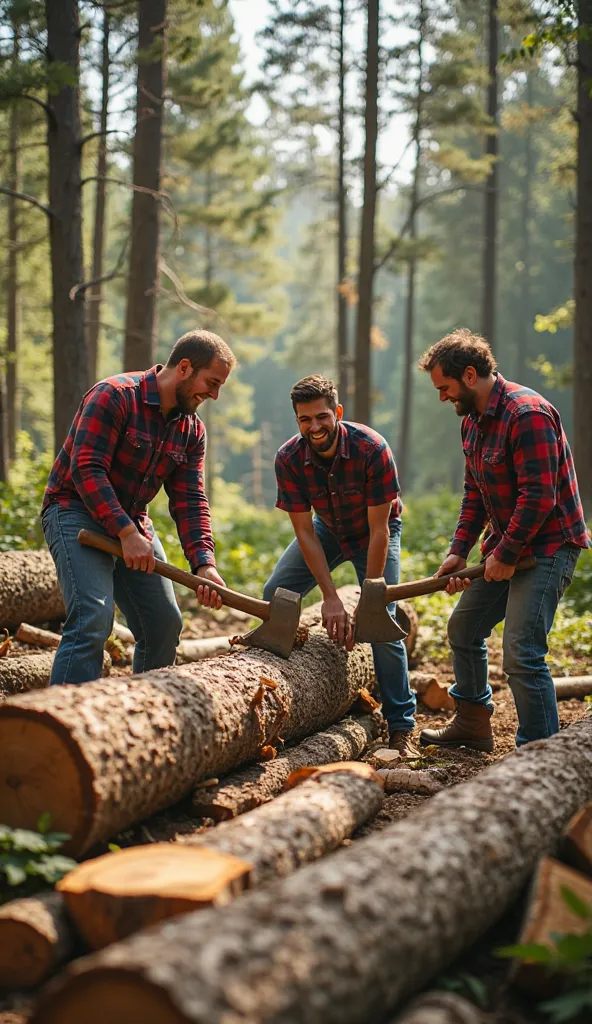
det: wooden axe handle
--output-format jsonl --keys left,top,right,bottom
{"left": 383, "top": 555, "right": 537, "bottom": 603}
{"left": 77, "top": 529, "right": 270, "bottom": 620}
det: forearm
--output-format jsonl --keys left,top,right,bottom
{"left": 295, "top": 529, "right": 337, "bottom": 598}
{"left": 366, "top": 528, "right": 390, "bottom": 580}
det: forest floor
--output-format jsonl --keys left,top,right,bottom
{"left": 1, "top": 599, "right": 590, "bottom": 1024}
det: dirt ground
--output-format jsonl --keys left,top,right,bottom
{"left": 1, "top": 606, "right": 590, "bottom": 1024}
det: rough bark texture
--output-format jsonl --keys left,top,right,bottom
{"left": 32, "top": 718, "right": 592, "bottom": 1024}
{"left": 0, "top": 891, "right": 74, "bottom": 988}
{"left": 7, "top": 13, "right": 20, "bottom": 463}
{"left": 0, "top": 550, "right": 64, "bottom": 628}
{"left": 0, "top": 634, "right": 373, "bottom": 855}
{"left": 86, "top": 7, "right": 110, "bottom": 384}
{"left": 192, "top": 714, "right": 381, "bottom": 820}
{"left": 186, "top": 767, "right": 383, "bottom": 886}
{"left": 481, "top": 0, "right": 499, "bottom": 346}
{"left": 0, "top": 650, "right": 111, "bottom": 699}
{"left": 376, "top": 767, "right": 446, "bottom": 795}
{"left": 574, "top": 0, "right": 592, "bottom": 515}
{"left": 554, "top": 676, "right": 592, "bottom": 700}
{"left": 392, "top": 992, "right": 486, "bottom": 1024}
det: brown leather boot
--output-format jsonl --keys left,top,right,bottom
{"left": 419, "top": 701, "right": 494, "bottom": 753}
{"left": 389, "top": 730, "right": 421, "bottom": 759}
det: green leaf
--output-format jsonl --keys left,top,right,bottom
{"left": 9, "top": 828, "right": 50, "bottom": 854}
{"left": 4, "top": 861, "right": 27, "bottom": 887}
{"left": 108, "top": 843, "right": 121, "bottom": 853}
{"left": 540, "top": 989, "right": 592, "bottom": 1023}
{"left": 461, "top": 973, "right": 488, "bottom": 1009}
{"left": 560, "top": 886, "right": 592, "bottom": 920}
{"left": 36, "top": 811, "right": 52, "bottom": 834}
{"left": 497, "top": 942, "right": 553, "bottom": 964}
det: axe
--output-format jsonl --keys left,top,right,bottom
{"left": 77, "top": 529, "right": 301, "bottom": 659}
{"left": 355, "top": 556, "right": 537, "bottom": 644}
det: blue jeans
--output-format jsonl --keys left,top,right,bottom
{"left": 263, "top": 518, "right": 416, "bottom": 733}
{"left": 447, "top": 544, "right": 580, "bottom": 746}
{"left": 41, "top": 503, "right": 183, "bottom": 684}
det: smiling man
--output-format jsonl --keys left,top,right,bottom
{"left": 418, "top": 329, "right": 590, "bottom": 750}
{"left": 262, "top": 374, "right": 417, "bottom": 756}
{"left": 42, "top": 329, "right": 235, "bottom": 684}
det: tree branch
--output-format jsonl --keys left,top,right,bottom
{"left": 10, "top": 94, "right": 57, "bottom": 129}
{"left": 79, "top": 128, "right": 121, "bottom": 148}
{"left": 0, "top": 186, "right": 52, "bottom": 217}
{"left": 69, "top": 234, "right": 130, "bottom": 300}
{"left": 159, "top": 260, "right": 229, "bottom": 334}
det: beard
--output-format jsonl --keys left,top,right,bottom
{"left": 174, "top": 377, "right": 202, "bottom": 415}
{"left": 452, "top": 384, "right": 477, "bottom": 417}
{"left": 305, "top": 421, "right": 340, "bottom": 456}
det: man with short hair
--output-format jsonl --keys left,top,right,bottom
{"left": 261, "top": 374, "right": 417, "bottom": 756}
{"left": 42, "top": 329, "right": 235, "bottom": 684}
{"left": 418, "top": 329, "right": 590, "bottom": 750}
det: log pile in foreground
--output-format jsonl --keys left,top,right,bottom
{"left": 30, "top": 718, "right": 592, "bottom": 1024}
{"left": 0, "top": 892, "right": 74, "bottom": 988}
{"left": 0, "top": 650, "right": 111, "bottom": 699}
{"left": 0, "top": 589, "right": 374, "bottom": 855}
{"left": 192, "top": 713, "right": 381, "bottom": 819}
{"left": 0, "top": 550, "right": 65, "bottom": 629}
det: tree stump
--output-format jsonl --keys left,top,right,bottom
{"left": 0, "top": 892, "right": 74, "bottom": 988}
{"left": 0, "top": 551, "right": 64, "bottom": 629}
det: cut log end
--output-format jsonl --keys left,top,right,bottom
{"left": 57, "top": 844, "right": 252, "bottom": 950}
{"left": 33, "top": 971, "right": 187, "bottom": 1024}
{"left": 0, "top": 711, "right": 87, "bottom": 847}
{"left": 561, "top": 801, "right": 592, "bottom": 875}
{"left": 0, "top": 918, "right": 56, "bottom": 988}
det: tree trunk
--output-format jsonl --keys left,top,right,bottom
{"left": 0, "top": 650, "right": 111, "bottom": 700}
{"left": 46, "top": 0, "right": 88, "bottom": 452}
{"left": 336, "top": 0, "right": 348, "bottom": 401}
{"left": 0, "top": 371, "right": 9, "bottom": 484}
{"left": 6, "top": 13, "right": 21, "bottom": 465}
{"left": 353, "top": 0, "right": 379, "bottom": 424}
{"left": 123, "top": 0, "right": 167, "bottom": 370}
{"left": 480, "top": 0, "right": 499, "bottom": 347}
{"left": 574, "top": 0, "right": 592, "bottom": 515}
{"left": 0, "top": 892, "right": 75, "bottom": 988}
{"left": 87, "top": 8, "right": 111, "bottom": 385}
{"left": 0, "top": 631, "right": 374, "bottom": 855}
{"left": 0, "top": 550, "right": 64, "bottom": 629}
{"left": 392, "top": 992, "right": 486, "bottom": 1024}
{"left": 397, "top": 0, "right": 425, "bottom": 488}
{"left": 31, "top": 717, "right": 592, "bottom": 1024}
{"left": 192, "top": 714, "right": 381, "bottom": 820}
{"left": 516, "top": 74, "right": 534, "bottom": 382}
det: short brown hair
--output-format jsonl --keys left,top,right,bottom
{"left": 290, "top": 375, "right": 339, "bottom": 413}
{"left": 418, "top": 329, "right": 497, "bottom": 380}
{"left": 167, "top": 330, "right": 236, "bottom": 372}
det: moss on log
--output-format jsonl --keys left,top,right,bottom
{"left": 0, "top": 892, "right": 74, "bottom": 988}
{"left": 31, "top": 718, "right": 592, "bottom": 1024}
{"left": 192, "top": 714, "right": 381, "bottom": 820}
{"left": 0, "top": 550, "right": 64, "bottom": 629}
{"left": 0, "top": 627, "right": 373, "bottom": 855}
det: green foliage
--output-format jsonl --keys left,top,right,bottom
{"left": 0, "top": 816, "right": 76, "bottom": 902}
{"left": 433, "top": 970, "right": 489, "bottom": 1010}
{"left": 0, "top": 433, "right": 52, "bottom": 550}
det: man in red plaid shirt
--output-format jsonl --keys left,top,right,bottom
{"left": 418, "top": 329, "right": 590, "bottom": 750}
{"left": 262, "top": 375, "right": 417, "bottom": 757}
{"left": 42, "top": 330, "right": 234, "bottom": 684}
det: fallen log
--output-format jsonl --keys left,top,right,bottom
{"left": 176, "top": 636, "right": 234, "bottom": 663}
{"left": 192, "top": 714, "right": 381, "bottom": 820}
{"left": 0, "top": 892, "right": 75, "bottom": 988}
{"left": 0, "top": 650, "right": 111, "bottom": 699}
{"left": 553, "top": 676, "right": 592, "bottom": 700}
{"left": 376, "top": 767, "right": 447, "bottom": 795}
{"left": 30, "top": 718, "right": 592, "bottom": 1024}
{"left": 0, "top": 606, "right": 374, "bottom": 855}
{"left": 392, "top": 992, "right": 486, "bottom": 1024}
{"left": 14, "top": 623, "right": 61, "bottom": 649}
{"left": 0, "top": 550, "right": 65, "bottom": 629}
{"left": 560, "top": 801, "right": 592, "bottom": 875}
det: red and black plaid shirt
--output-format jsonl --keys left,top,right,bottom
{"left": 43, "top": 366, "right": 216, "bottom": 570}
{"left": 450, "top": 374, "right": 590, "bottom": 565}
{"left": 275, "top": 421, "right": 402, "bottom": 558}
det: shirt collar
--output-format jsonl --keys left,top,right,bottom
{"left": 303, "top": 420, "right": 350, "bottom": 465}
{"left": 469, "top": 372, "right": 505, "bottom": 425}
{"left": 140, "top": 365, "right": 163, "bottom": 406}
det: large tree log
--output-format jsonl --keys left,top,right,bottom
{"left": 30, "top": 718, "right": 592, "bottom": 1024}
{"left": 0, "top": 650, "right": 111, "bottom": 700}
{"left": 0, "top": 631, "right": 373, "bottom": 855}
{"left": 192, "top": 714, "right": 381, "bottom": 820}
{"left": 0, "top": 892, "right": 74, "bottom": 988}
{"left": 0, "top": 550, "right": 64, "bottom": 629}
{"left": 553, "top": 676, "right": 592, "bottom": 700}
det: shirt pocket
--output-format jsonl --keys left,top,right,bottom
{"left": 309, "top": 488, "right": 331, "bottom": 516}
{"left": 156, "top": 442, "right": 188, "bottom": 480}
{"left": 341, "top": 486, "right": 364, "bottom": 508}
{"left": 118, "top": 429, "right": 154, "bottom": 475}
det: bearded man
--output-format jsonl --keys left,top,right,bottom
{"left": 42, "top": 330, "right": 234, "bottom": 684}
{"left": 418, "top": 329, "right": 590, "bottom": 750}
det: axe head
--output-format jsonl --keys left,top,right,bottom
{"left": 241, "top": 587, "right": 302, "bottom": 659}
{"left": 354, "top": 578, "right": 409, "bottom": 644}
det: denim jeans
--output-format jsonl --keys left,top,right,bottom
{"left": 447, "top": 544, "right": 580, "bottom": 746}
{"left": 41, "top": 503, "right": 183, "bottom": 684}
{"left": 263, "top": 517, "right": 416, "bottom": 733}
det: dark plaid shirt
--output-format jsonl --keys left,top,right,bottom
{"left": 450, "top": 374, "right": 590, "bottom": 565}
{"left": 275, "top": 421, "right": 402, "bottom": 558}
{"left": 43, "top": 366, "right": 216, "bottom": 570}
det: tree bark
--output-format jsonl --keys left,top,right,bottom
{"left": 574, "top": 0, "right": 592, "bottom": 515}
{"left": 392, "top": 992, "right": 486, "bottom": 1024}
{"left": 553, "top": 676, "right": 592, "bottom": 700}
{"left": 0, "top": 550, "right": 64, "bottom": 629}
{"left": 192, "top": 714, "right": 381, "bottom": 820}
{"left": 15, "top": 623, "right": 61, "bottom": 648}
{"left": 0, "top": 370, "right": 9, "bottom": 484}
{"left": 46, "top": 0, "right": 88, "bottom": 452}
{"left": 0, "top": 650, "right": 111, "bottom": 700}
{"left": 123, "top": 0, "right": 167, "bottom": 370}
{"left": 31, "top": 717, "right": 592, "bottom": 1024}
{"left": 6, "top": 12, "right": 21, "bottom": 465}
{"left": 87, "top": 8, "right": 111, "bottom": 385}
{"left": 336, "top": 0, "right": 348, "bottom": 402}
{"left": 481, "top": 0, "right": 499, "bottom": 347}
{"left": 353, "top": 0, "right": 379, "bottom": 424}
{"left": 0, "top": 892, "right": 74, "bottom": 988}
{"left": 0, "top": 632, "right": 374, "bottom": 855}
{"left": 516, "top": 73, "right": 534, "bottom": 382}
